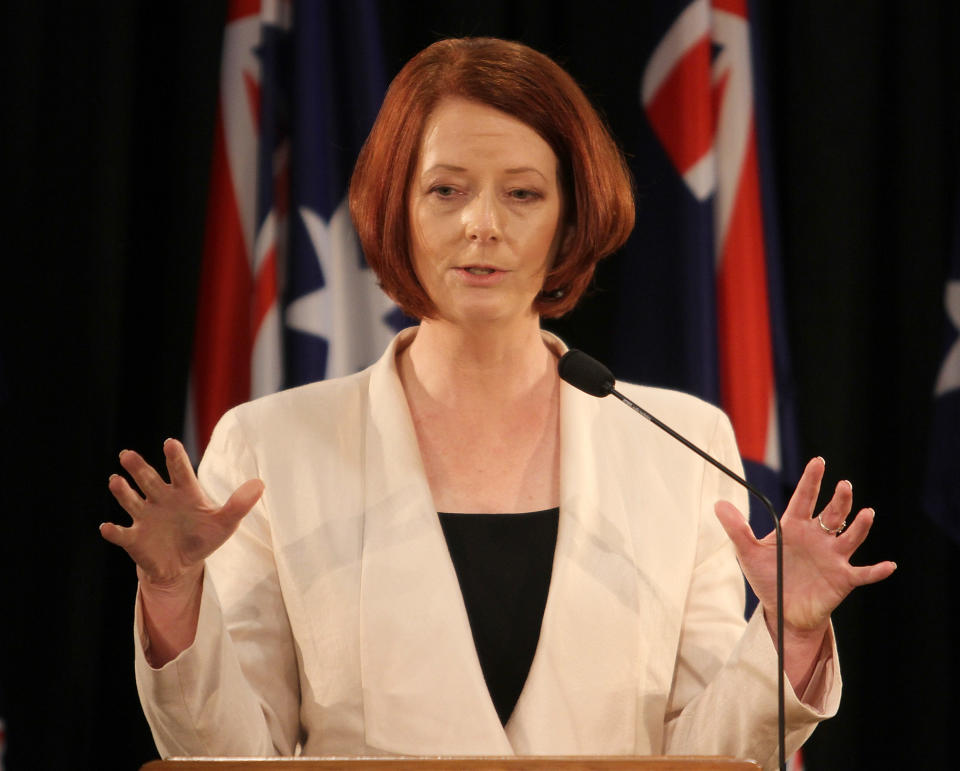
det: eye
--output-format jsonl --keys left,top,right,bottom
{"left": 508, "top": 188, "right": 541, "bottom": 201}
{"left": 429, "top": 185, "right": 458, "bottom": 199}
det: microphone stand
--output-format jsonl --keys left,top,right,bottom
{"left": 607, "top": 388, "right": 786, "bottom": 771}
{"left": 557, "top": 349, "right": 786, "bottom": 770}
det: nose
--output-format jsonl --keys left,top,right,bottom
{"left": 464, "top": 191, "right": 501, "bottom": 243}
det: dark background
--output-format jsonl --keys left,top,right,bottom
{"left": 2, "top": 1, "right": 959, "bottom": 769}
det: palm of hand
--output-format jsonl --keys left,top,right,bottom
{"left": 715, "top": 457, "right": 896, "bottom": 634}
{"left": 102, "top": 439, "right": 264, "bottom": 587}
{"left": 122, "top": 478, "right": 225, "bottom": 584}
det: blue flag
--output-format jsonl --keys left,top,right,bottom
{"left": 924, "top": 191, "right": 960, "bottom": 541}
{"left": 187, "top": 0, "right": 407, "bottom": 456}
{"left": 283, "top": 0, "right": 410, "bottom": 388}
{"left": 629, "top": 0, "right": 800, "bottom": 546}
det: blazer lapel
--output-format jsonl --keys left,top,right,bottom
{"left": 359, "top": 330, "right": 512, "bottom": 755}
{"left": 506, "top": 373, "right": 642, "bottom": 754}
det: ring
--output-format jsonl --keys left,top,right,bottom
{"left": 817, "top": 513, "right": 847, "bottom": 536}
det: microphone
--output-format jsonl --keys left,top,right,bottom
{"left": 559, "top": 349, "right": 787, "bottom": 771}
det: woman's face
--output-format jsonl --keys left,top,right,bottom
{"left": 408, "top": 97, "right": 567, "bottom": 328}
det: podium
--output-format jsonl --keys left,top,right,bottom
{"left": 141, "top": 758, "right": 761, "bottom": 770}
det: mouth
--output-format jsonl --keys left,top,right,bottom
{"left": 454, "top": 265, "right": 507, "bottom": 286}
{"left": 459, "top": 265, "right": 502, "bottom": 275}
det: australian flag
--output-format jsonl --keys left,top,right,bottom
{"left": 924, "top": 188, "right": 960, "bottom": 542}
{"left": 630, "top": 3, "right": 803, "bottom": 766}
{"left": 186, "top": 0, "right": 404, "bottom": 457}
{"left": 627, "top": 0, "right": 800, "bottom": 544}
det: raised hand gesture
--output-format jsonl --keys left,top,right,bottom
{"left": 101, "top": 438, "right": 264, "bottom": 587}
{"left": 714, "top": 456, "right": 896, "bottom": 690}
{"left": 101, "top": 438, "right": 263, "bottom": 665}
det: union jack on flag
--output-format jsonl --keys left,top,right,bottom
{"left": 640, "top": 0, "right": 797, "bottom": 580}
{"left": 638, "top": 0, "right": 802, "bottom": 761}
{"left": 185, "top": 0, "right": 405, "bottom": 458}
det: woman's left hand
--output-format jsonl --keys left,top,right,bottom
{"left": 714, "top": 456, "right": 896, "bottom": 637}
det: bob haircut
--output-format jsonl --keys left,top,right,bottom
{"left": 349, "top": 37, "right": 635, "bottom": 319}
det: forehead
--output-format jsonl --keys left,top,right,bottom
{"left": 417, "top": 97, "right": 558, "bottom": 173}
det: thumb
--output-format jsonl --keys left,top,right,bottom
{"left": 714, "top": 500, "right": 757, "bottom": 557}
{"left": 219, "top": 478, "right": 265, "bottom": 527}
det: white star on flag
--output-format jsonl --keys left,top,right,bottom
{"left": 287, "top": 199, "right": 399, "bottom": 379}
{"left": 934, "top": 279, "right": 960, "bottom": 396}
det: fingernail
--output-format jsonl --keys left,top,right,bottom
{"left": 118, "top": 449, "right": 128, "bottom": 459}
{"left": 841, "top": 479, "right": 852, "bottom": 491}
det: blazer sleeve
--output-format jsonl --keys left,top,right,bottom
{"left": 134, "top": 408, "right": 301, "bottom": 757}
{"left": 661, "top": 409, "right": 842, "bottom": 769}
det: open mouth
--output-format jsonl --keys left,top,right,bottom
{"left": 465, "top": 267, "right": 496, "bottom": 275}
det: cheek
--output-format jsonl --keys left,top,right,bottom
{"left": 408, "top": 206, "right": 433, "bottom": 266}
{"left": 410, "top": 204, "right": 445, "bottom": 253}
{"left": 535, "top": 217, "right": 565, "bottom": 265}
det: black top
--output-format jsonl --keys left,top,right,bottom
{"left": 437, "top": 508, "right": 559, "bottom": 725}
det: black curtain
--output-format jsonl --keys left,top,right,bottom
{"left": 1, "top": 2, "right": 957, "bottom": 769}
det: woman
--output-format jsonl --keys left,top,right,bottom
{"left": 102, "top": 38, "right": 894, "bottom": 768}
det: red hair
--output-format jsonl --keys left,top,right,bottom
{"left": 349, "top": 37, "right": 635, "bottom": 319}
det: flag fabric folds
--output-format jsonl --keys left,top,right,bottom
{"left": 636, "top": 2, "right": 799, "bottom": 762}
{"left": 637, "top": 0, "right": 800, "bottom": 547}
{"left": 185, "top": 0, "right": 403, "bottom": 459}
{"left": 924, "top": 190, "right": 960, "bottom": 542}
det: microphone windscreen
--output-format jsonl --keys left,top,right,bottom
{"left": 558, "top": 350, "right": 614, "bottom": 397}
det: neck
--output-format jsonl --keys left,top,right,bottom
{"left": 399, "top": 316, "right": 558, "bottom": 404}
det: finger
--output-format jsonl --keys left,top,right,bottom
{"left": 108, "top": 473, "right": 145, "bottom": 518}
{"left": 783, "top": 457, "right": 826, "bottom": 522}
{"left": 218, "top": 478, "right": 265, "bottom": 529}
{"left": 850, "top": 560, "right": 897, "bottom": 586}
{"left": 119, "top": 449, "right": 167, "bottom": 498}
{"left": 818, "top": 479, "right": 853, "bottom": 532}
{"left": 99, "top": 521, "right": 133, "bottom": 549}
{"left": 163, "top": 438, "right": 197, "bottom": 489}
{"left": 836, "top": 507, "right": 876, "bottom": 555}
{"left": 714, "top": 500, "right": 759, "bottom": 559}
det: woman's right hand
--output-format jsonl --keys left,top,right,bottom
{"left": 102, "top": 438, "right": 263, "bottom": 666}
{"left": 101, "top": 438, "right": 264, "bottom": 588}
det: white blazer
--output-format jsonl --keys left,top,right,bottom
{"left": 135, "top": 328, "right": 840, "bottom": 769}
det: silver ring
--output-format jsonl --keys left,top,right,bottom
{"left": 817, "top": 513, "right": 847, "bottom": 536}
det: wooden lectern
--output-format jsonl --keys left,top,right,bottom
{"left": 141, "top": 757, "right": 761, "bottom": 770}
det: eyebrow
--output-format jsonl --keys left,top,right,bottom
{"left": 421, "top": 163, "right": 549, "bottom": 181}
{"left": 505, "top": 167, "right": 548, "bottom": 178}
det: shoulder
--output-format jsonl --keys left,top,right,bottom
{"left": 230, "top": 368, "right": 371, "bottom": 424}
{"left": 202, "top": 329, "right": 416, "bottom": 473}
{"left": 219, "top": 327, "right": 415, "bottom": 437}
{"left": 220, "top": 368, "right": 369, "bottom": 434}
{"left": 604, "top": 380, "right": 733, "bottom": 446}
{"left": 198, "top": 369, "right": 371, "bottom": 475}
{"left": 546, "top": 331, "right": 731, "bottom": 446}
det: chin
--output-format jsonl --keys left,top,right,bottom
{"left": 449, "top": 303, "right": 539, "bottom": 329}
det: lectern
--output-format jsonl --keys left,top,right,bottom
{"left": 141, "top": 757, "right": 762, "bottom": 770}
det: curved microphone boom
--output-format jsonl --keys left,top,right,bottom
{"left": 558, "top": 349, "right": 787, "bottom": 771}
